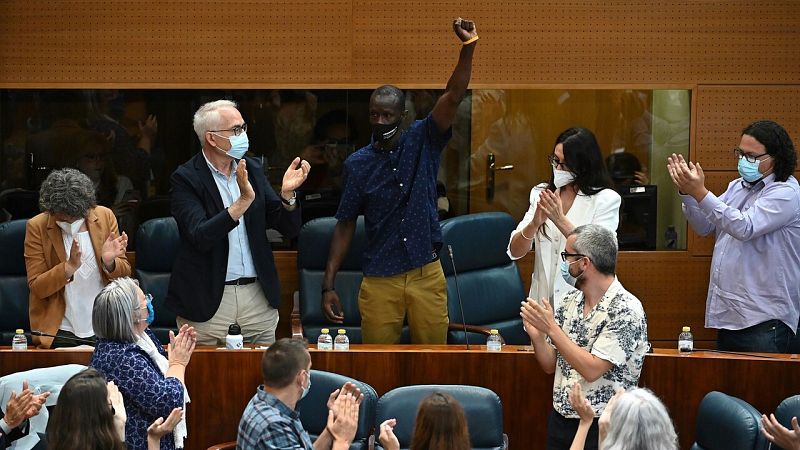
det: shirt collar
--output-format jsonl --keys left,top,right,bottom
{"left": 202, "top": 149, "right": 236, "bottom": 176}
{"left": 257, "top": 385, "right": 300, "bottom": 419}
{"left": 741, "top": 172, "right": 776, "bottom": 190}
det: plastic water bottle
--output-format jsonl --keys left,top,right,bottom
{"left": 334, "top": 329, "right": 349, "bottom": 351}
{"left": 12, "top": 329, "right": 27, "bottom": 351}
{"left": 487, "top": 329, "right": 502, "bottom": 352}
{"left": 317, "top": 328, "right": 333, "bottom": 351}
{"left": 225, "top": 324, "right": 243, "bottom": 349}
{"left": 678, "top": 326, "right": 693, "bottom": 352}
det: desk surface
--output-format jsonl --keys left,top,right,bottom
{"left": 2, "top": 345, "right": 797, "bottom": 450}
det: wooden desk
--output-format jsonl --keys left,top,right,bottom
{"left": 1, "top": 346, "right": 797, "bottom": 450}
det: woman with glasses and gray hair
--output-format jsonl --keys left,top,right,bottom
{"left": 24, "top": 168, "right": 131, "bottom": 348}
{"left": 90, "top": 277, "right": 197, "bottom": 450}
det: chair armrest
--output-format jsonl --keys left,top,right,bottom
{"left": 206, "top": 441, "right": 236, "bottom": 450}
{"left": 448, "top": 323, "right": 507, "bottom": 344}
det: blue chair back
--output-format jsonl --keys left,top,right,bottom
{"left": 774, "top": 395, "right": 800, "bottom": 450}
{"left": 440, "top": 212, "right": 528, "bottom": 344}
{"left": 135, "top": 217, "right": 180, "bottom": 343}
{"left": 297, "top": 216, "right": 410, "bottom": 343}
{"left": 690, "top": 391, "right": 769, "bottom": 450}
{"left": 296, "top": 370, "right": 378, "bottom": 450}
{"left": 0, "top": 219, "right": 31, "bottom": 345}
{"left": 374, "top": 385, "right": 505, "bottom": 450}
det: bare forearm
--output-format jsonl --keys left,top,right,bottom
{"left": 323, "top": 221, "right": 356, "bottom": 289}
{"left": 509, "top": 229, "right": 535, "bottom": 258}
{"left": 569, "top": 421, "right": 592, "bottom": 450}
{"left": 227, "top": 199, "right": 251, "bottom": 221}
{"left": 445, "top": 43, "right": 476, "bottom": 102}
{"left": 530, "top": 334, "right": 557, "bottom": 374}
{"left": 165, "top": 364, "right": 186, "bottom": 384}
{"left": 313, "top": 428, "right": 333, "bottom": 450}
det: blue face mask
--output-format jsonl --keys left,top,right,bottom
{"left": 145, "top": 294, "right": 155, "bottom": 325}
{"left": 215, "top": 131, "right": 249, "bottom": 160}
{"left": 560, "top": 258, "right": 584, "bottom": 287}
{"left": 737, "top": 157, "right": 764, "bottom": 183}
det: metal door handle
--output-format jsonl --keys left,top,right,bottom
{"left": 487, "top": 153, "right": 514, "bottom": 202}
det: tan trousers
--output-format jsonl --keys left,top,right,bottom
{"left": 359, "top": 260, "right": 449, "bottom": 344}
{"left": 177, "top": 282, "right": 278, "bottom": 346}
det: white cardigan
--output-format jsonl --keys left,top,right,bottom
{"left": 507, "top": 184, "right": 621, "bottom": 307}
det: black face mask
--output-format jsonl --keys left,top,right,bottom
{"left": 372, "top": 120, "right": 401, "bottom": 143}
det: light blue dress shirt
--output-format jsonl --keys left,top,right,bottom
{"left": 681, "top": 173, "right": 800, "bottom": 332}
{"left": 203, "top": 152, "right": 257, "bottom": 281}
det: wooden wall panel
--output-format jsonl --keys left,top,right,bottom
{"left": 695, "top": 86, "right": 800, "bottom": 169}
{"left": 1, "top": 1, "right": 798, "bottom": 86}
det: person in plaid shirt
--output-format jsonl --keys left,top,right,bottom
{"left": 237, "top": 339, "right": 362, "bottom": 450}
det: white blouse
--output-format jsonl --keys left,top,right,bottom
{"left": 61, "top": 230, "right": 105, "bottom": 337}
{"left": 507, "top": 184, "right": 621, "bottom": 308}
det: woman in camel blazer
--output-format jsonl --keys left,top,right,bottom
{"left": 24, "top": 168, "right": 131, "bottom": 348}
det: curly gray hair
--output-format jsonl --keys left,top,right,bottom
{"left": 38, "top": 168, "right": 96, "bottom": 218}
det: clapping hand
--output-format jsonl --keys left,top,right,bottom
{"left": 538, "top": 189, "right": 565, "bottom": 224}
{"left": 378, "top": 418, "right": 400, "bottom": 450}
{"left": 520, "top": 297, "right": 557, "bottom": 335}
{"left": 101, "top": 231, "right": 128, "bottom": 270}
{"left": 761, "top": 414, "right": 800, "bottom": 450}
{"left": 327, "top": 382, "right": 364, "bottom": 419}
{"left": 4, "top": 380, "right": 49, "bottom": 429}
{"left": 168, "top": 324, "right": 197, "bottom": 367}
{"left": 65, "top": 238, "right": 82, "bottom": 279}
{"left": 148, "top": 407, "right": 183, "bottom": 447}
{"left": 569, "top": 383, "right": 595, "bottom": 424}
{"left": 666, "top": 153, "right": 708, "bottom": 201}
{"left": 326, "top": 393, "right": 359, "bottom": 447}
{"left": 281, "top": 157, "right": 311, "bottom": 195}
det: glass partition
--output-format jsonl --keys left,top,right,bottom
{"left": 0, "top": 88, "right": 690, "bottom": 249}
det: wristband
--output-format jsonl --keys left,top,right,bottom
{"left": 462, "top": 35, "right": 479, "bottom": 45}
{"left": 520, "top": 229, "right": 534, "bottom": 240}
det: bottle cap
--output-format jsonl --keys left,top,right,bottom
{"left": 490, "top": 329, "right": 499, "bottom": 334}
{"left": 228, "top": 324, "right": 242, "bottom": 335}
{"left": 338, "top": 329, "right": 346, "bottom": 334}
{"left": 321, "top": 328, "right": 330, "bottom": 334}
{"left": 15, "top": 329, "right": 24, "bottom": 334}
{"left": 682, "top": 326, "right": 690, "bottom": 332}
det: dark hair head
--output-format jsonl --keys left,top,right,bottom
{"left": 370, "top": 85, "right": 406, "bottom": 113}
{"left": 741, "top": 120, "right": 797, "bottom": 182}
{"left": 47, "top": 368, "right": 125, "bottom": 450}
{"left": 313, "top": 109, "right": 358, "bottom": 143}
{"left": 409, "top": 392, "right": 471, "bottom": 450}
{"left": 549, "top": 127, "right": 614, "bottom": 195}
{"left": 261, "top": 338, "right": 310, "bottom": 389}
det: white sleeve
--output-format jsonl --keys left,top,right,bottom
{"left": 591, "top": 189, "right": 622, "bottom": 232}
{"left": 507, "top": 185, "right": 546, "bottom": 260}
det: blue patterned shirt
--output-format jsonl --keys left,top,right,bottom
{"left": 335, "top": 114, "right": 452, "bottom": 276}
{"left": 237, "top": 386, "right": 314, "bottom": 450}
{"left": 90, "top": 329, "right": 185, "bottom": 450}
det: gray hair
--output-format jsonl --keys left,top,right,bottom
{"left": 192, "top": 99, "right": 238, "bottom": 146}
{"left": 570, "top": 224, "right": 618, "bottom": 275}
{"left": 603, "top": 388, "right": 678, "bottom": 450}
{"left": 92, "top": 277, "right": 140, "bottom": 343}
{"left": 38, "top": 168, "right": 96, "bottom": 217}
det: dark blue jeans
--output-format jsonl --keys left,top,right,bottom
{"left": 717, "top": 320, "right": 792, "bottom": 353}
{"left": 547, "top": 408, "right": 599, "bottom": 450}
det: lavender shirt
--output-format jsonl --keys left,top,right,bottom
{"left": 681, "top": 173, "right": 800, "bottom": 332}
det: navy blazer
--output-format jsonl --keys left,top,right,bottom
{"left": 166, "top": 153, "right": 300, "bottom": 322}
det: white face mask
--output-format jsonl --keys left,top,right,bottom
{"left": 553, "top": 168, "right": 576, "bottom": 189}
{"left": 56, "top": 218, "right": 85, "bottom": 237}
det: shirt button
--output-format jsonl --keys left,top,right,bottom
{"left": 399, "top": 183, "right": 404, "bottom": 187}
{"left": 403, "top": 238, "right": 407, "bottom": 242}
{"left": 393, "top": 168, "right": 397, "bottom": 171}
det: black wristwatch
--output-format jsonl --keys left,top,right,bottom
{"left": 281, "top": 190, "right": 297, "bottom": 206}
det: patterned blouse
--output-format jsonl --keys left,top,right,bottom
{"left": 91, "top": 329, "right": 185, "bottom": 450}
{"left": 549, "top": 279, "right": 648, "bottom": 418}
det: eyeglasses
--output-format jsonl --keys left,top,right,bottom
{"left": 733, "top": 147, "right": 770, "bottom": 163}
{"left": 560, "top": 252, "right": 586, "bottom": 262}
{"left": 210, "top": 123, "right": 248, "bottom": 136}
{"left": 548, "top": 154, "right": 567, "bottom": 170}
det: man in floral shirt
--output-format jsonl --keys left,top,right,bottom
{"left": 521, "top": 224, "right": 648, "bottom": 450}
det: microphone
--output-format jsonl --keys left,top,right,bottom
{"left": 447, "top": 245, "right": 470, "bottom": 350}
{"left": 30, "top": 331, "right": 95, "bottom": 346}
